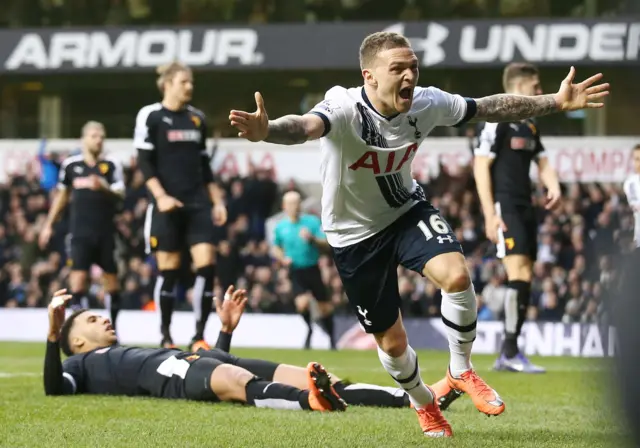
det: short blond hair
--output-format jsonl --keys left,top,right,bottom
{"left": 81, "top": 121, "right": 105, "bottom": 137}
{"left": 156, "top": 62, "right": 191, "bottom": 93}
{"left": 359, "top": 32, "right": 411, "bottom": 69}
{"left": 502, "top": 63, "right": 539, "bottom": 92}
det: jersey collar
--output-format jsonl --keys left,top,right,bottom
{"left": 361, "top": 88, "right": 400, "bottom": 122}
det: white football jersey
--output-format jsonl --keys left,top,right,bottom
{"left": 623, "top": 173, "right": 640, "bottom": 247}
{"left": 309, "top": 85, "right": 471, "bottom": 247}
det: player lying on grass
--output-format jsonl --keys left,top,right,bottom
{"left": 193, "top": 285, "right": 410, "bottom": 408}
{"left": 44, "top": 288, "right": 346, "bottom": 412}
{"left": 44, "top": 286, "right": 411, "bottom": 409}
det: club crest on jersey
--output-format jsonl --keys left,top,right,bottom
{"left": 167, "top": 130, "right": 202, "bottom": 142}
{"left": 407, "top": 116, "right": 421, "bottom": 139}
{"left": 99, "top": 162, "right": 109, "bottom": 175}
{"left": 190, "top": 114, "right": 201, "bottom": 128}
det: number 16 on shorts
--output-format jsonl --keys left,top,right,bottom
{"left": 417, "top": 214, "right": 455, "bottom": 245}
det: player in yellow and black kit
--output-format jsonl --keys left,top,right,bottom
{"left": 40, "top": 121, "right": 125, "bottom": 329}
{"left": 134, "top": 62, "right": 227, "bottom": 349}
{"left": 44, "top": 285, "right": 413, "bottom": 410}
{"left": 473, "top": 63, "right": 562, "bottom": 373}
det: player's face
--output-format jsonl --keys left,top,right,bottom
{"left": 83, "top": 127, "right": 105, "bottom": 156}
{"left": 518, "top": 75, "right": 543, "bottom": 96}
{"left": 70, "top": 312, "right": 117, "bottom": 353}
{"left": 366, "top": 47, "right": 419, "bottom": 114}
{"left": 166, "top": 70, "right": 194, "bottom": 104}
{"left": 633, "top": 149, "right": 640, "bottom": 173}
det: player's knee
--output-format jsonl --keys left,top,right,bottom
{"left": 210, "top": 364, "right": 254, "bottom": 402}
{"left": 103, "top": 273, "right": 119, "bottom": 292}
{"left": 156, "top": 251, "right": 181, "bottom": 270}
{"left": 295, "top": 295, "right": 310, "bottom": 312}
{"left": 317, "top": 301, "right": 334, "bottom": 316}
{"left": 374, "top": 317, "right": 408, "bottom": 358}
{"left": 69, "top": 271, "right": 88, "bottom": 292}
{"left": 191, "top": 243, "right": 214, "bottom": 266}
{"left": 503, "top": 255, "right": 532, "bottom": 282}
{"left": 440, "top": 269, "right": 471, "bottom": 294}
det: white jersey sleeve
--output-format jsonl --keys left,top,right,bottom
{"left": 308, "top": 86, "right": 352, "bottom": 137}
{"left": 414, "top": 86, "right": 474, "bottom": 127}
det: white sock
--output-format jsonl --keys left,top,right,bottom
{"left": 441, "top": 283, "right": 477, "bottom": 378}
{"left": 377, "top": 345, "right": 434, "bottom": 409}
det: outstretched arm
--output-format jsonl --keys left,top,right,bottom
{"left": 472, "top": 67, "right": 609, "bottom": 123}
{"left": 473, "top": 94, "right": 558, "bottom": 123}
{"left": 265, "top": 114, "right": 326, "bottom": 145}
{"left": 230, "top": 92, "right": 327, "bottom": 145}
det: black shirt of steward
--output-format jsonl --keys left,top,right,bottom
{"left": 58, "top": 156, "right": 124, "bottom": 237}
{"left": 43, "top": 332, "right": 234, "bottom": 396}
{"left": 134, "top": 103, "right": 214, "bottom": 208}
{"left": 474, "top": 119, "right": 546, "bottom": 208}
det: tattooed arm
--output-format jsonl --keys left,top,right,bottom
{"left": 471, "top": 67, "right": 610, "bottom": 122}
{"left": 264, "top": 114, "right": 326, "bottom": 145}
{"left": 472, "top": 94, "right": 559, "bottom": 123}
{"left": 230, "top": 92, "right": 329, "bottom": 145}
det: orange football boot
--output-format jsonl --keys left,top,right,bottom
{"left": 431, "top": 377, "right": 464, "bottom": 411}
{"left": 447, "top": 368, "right": 505, "bottom": 416}
{"left": 415, "top": 386, "right": 453, "bottom": 438}
{"left": 306, "top": 362, "right": 347, "bottom": 412}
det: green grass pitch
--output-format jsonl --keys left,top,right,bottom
{"left": 0, "top": 343, "right": 626, "bottom": 447}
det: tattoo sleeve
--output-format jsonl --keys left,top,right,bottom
{"left": 265, "top": 115, "right": 309, "bottom": 145}
{"left": 474, "top": 94, "right": 559, "bottom": 122}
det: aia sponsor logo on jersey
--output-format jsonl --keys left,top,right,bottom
{"left": 348, "top": 143, "right": 418, "bottom": 175}
{"left": 167, "top": 130, "right": 201, "bottom": 142}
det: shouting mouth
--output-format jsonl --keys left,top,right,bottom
{"left": 399, "top": 87, "right": 413, "bottom": 100}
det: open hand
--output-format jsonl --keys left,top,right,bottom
{"left": 48, "top": 289, "right": 72, "bottom": 342}
{"left": 554, "top": 67, "right": 609, "bottom": 111}
{"left": 215, "top": 286, "right": 248, "bottom": 333}
{"left": 229, "top": 92, "right": 269, "bottom": 142}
